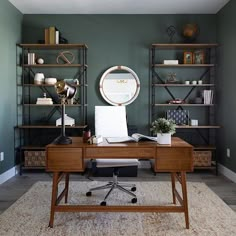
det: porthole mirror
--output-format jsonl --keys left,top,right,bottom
{"left": 99, "top": 66, "right": 140, "bottom": 106}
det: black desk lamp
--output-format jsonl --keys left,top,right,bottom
{"left": 53, "top": 81, "right": 77, "bottom": 144}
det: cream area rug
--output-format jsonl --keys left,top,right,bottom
{"left": 0, "top": 181, "right": 236, "bottom": 236}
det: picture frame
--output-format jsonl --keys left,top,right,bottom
{"left": 193, "top": 50, "right": 205, "bottom": 64}
{"left": 183, "top": 51, "right": 193, "bottom": 64}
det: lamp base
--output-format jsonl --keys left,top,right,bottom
{"left": 53, "top": 135, "right": 72, "bottom": 145}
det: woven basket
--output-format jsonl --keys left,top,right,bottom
{"left": 24, "top": 151, "right": 46, "bottom": 167}
{"left": 193, "top": 151, "right": 212, "bottom": 167}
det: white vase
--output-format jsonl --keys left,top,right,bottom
{"left": 156, "top": 133, "right": 171, "bottom": 145}
{"left": 34, "top": 73, "right": 45, "bottom": 85}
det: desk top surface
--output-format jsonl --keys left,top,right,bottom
{"left": 47, "top": 137, "right": 192, "bottom": 149}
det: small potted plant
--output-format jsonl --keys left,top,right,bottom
{"left": 150, "top": 118, "right": 176, "bottom": 144}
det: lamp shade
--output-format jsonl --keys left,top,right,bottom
{"left": 55, "top": 81, "right": 76, "bottom": 99}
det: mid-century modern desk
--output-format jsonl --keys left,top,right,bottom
{"left": 46, "top": 137, "right": 193, "bottom": 228}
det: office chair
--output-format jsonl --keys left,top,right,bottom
{"left": 86, "top": 106, "right": 139, "bottom": 206}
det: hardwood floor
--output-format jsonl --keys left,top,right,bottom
{"left": 0, "top": 168, "right": 236, "bottom": 214}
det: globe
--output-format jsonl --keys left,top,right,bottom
{"left": 182, "top": 24, "right": 199, "bottom": 42}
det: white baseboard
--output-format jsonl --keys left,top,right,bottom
{"left": 218, "top": 164, "right": 236, "bottom": 183}
{"left": 0, "top": 165, "right": 19, "bottom": 185}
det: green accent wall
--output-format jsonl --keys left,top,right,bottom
{"left": 217, "top": 0, "right": 236, "bottom": 173}
{"left": 22, "top": 15, "right": 216, "bottom": 133}
{"left": 0, "top": 0, "right": 22, "bottom": 174}
{"left": 1, "top": 2, "right": 235, "bottom": 178}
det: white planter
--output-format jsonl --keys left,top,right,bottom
{"left": 156, "top": 133, "right": 171, "bottom": 145}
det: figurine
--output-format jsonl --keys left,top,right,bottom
{"left": 166, "top": 72, "right": 179, "bottom": 84}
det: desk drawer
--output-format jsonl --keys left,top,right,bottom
{"left": 46, "top": 148, "right": 84, "bottom": 171}
{"left": 155, "top": 147, "right": 193, "bottom": 172}
{"left": 85, "top": 147, "right": 155, "bottom": 159}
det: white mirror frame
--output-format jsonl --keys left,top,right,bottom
{"left": 99, "top": 65, "right": 140, "bottom": 106}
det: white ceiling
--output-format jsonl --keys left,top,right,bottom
{"left": 8, "top": 0, "right": 230, "bottom": 14}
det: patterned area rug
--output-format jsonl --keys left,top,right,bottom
{"left": 0, "top": 181, "right": 236, "bottom": 236}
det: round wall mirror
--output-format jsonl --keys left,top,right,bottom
{"left": 99, "top": 66, "right": 140, "bottom": 106}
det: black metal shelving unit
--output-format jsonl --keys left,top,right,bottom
{"left": 150, "top": 43, "right": 219, "bottom": 173}
{"left": 15, "top": 44, "right": 88, "bottom": 174}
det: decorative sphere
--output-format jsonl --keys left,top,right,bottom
{"left": 182, "top": 24, "right": 199, "bottom": 42}
{"left": 37, "top": 58, "right": 44, "bottom": 64}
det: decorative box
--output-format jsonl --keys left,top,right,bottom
{"left": 163, "top": 60, "right": 179, "bottom": 65}
{"left": 166, "top": 110, "right": 189, "bottom": 125}
{"left": 36, "top": 98, "right": 53, "bottom": 105}
{"left": 56, "top": 114, "right": 75, "bottom": 126}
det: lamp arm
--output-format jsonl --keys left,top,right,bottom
{"left": 53, "top": 84, "right": 74, "bottom": 145}
{"left": 61, "top": 97, "right": 66, "bottom": 137}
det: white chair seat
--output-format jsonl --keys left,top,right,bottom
{"left": 96, "top": 158, "right": 139, "bottom": 168}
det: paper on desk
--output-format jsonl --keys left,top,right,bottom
{"left": 106, "top": 136, "right": 135, "bottom": 143}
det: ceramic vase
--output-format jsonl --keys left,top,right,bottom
{"left": 157, "top": 133, "right": 171, "bottom": 145}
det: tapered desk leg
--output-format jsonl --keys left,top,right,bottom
{"left": 65, "top": 173, "right": 70, "bottom": 203}
{"left": 181, "top": 171, "right": 189, "bottom": 229}
{"left": 171, "top": 172, "right": 176, "bottom": 204}
{"left": 49, "top": 172, "right": 59, "bottom": 228}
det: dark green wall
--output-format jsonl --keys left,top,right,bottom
{"left": 22, "top": 15, "right": 216, "bottom": 135}
{"left": 217, "top": 0, "right": 236, "bottom": 172}
{"left": 1, "top": 3, "right": 236, "bottom": 177}
{"left": 0, "top": 0, "right": 22, "bottom": 174}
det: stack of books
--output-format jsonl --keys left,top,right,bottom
{"left": 203, "top": 90, "right": 214, "bottom": 104}
{"left": 27, "top": 53, "right": 35, "bottom": 64}
{"left": 36, "top": 98, "right": 53, "bottom": 105}
{"left": 163, "top": 60, "right": 179, "bottom": 65}
{"left": 44, "top": 26, "right": 60, "bottom": 44}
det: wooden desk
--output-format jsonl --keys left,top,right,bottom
{"left": 46, "top": 137, "right": 193, "bottom": 228}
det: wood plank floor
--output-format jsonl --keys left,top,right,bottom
{"left": 0, "top": 168, "right": 236, "bottom": 214}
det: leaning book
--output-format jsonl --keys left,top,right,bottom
{"left": 106, "top": 133, "right": 157, "bottom": 143}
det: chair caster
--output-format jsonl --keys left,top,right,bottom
{"left": 86, "top": 191, "right": 92, "bottom": 197}
{"left": 131, "top": 198, "right": 137, "bottom": 204}
{"left": 131, "top": 187, "right": 136, "bottom": 192}
{"left": 100, "top": 201, "right": 106, "bottom": 206}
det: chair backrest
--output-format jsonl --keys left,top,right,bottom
{"left": 95, "top": 106, "right": 128, "bottom": 137}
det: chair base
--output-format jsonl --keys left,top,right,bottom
{"left": 86, "top": 173, "right": 137, "bottom": 205}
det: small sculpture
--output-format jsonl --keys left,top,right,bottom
{"left": 166, "top": 72, "right": 178, "bottom": 84}
{"left": 166, "top": 26, "right": 177, "bottom": 43}
{"left": 56, "top": 51, "right": 75, "bottom": 64}
{"left": 36, "top": 58, "right": 44, "bottom": 64}
{"left": 182, "top": 24, "right": 199, "bottom": 43}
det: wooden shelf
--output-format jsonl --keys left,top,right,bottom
{"left": 22, "top": 84, "right": 87, "bottom": 87}
{"left": 193, "top": 146, "right": 216, "bottom": 150}
{"left": 153, "top": 64, "right": 215, "bottom": 67}
{"left": 20, "top": 146, "right": 46, "bottom": 150}
{"left": 153, "top": 103, "right": 214, "bottom": 106}
{"left": 194, "top": 166, "right": 216, "bottom": 170}
{"left": 22, "top": 64, "right": 87, "bottom": 68}
{"left": 22, "top": 166, "right": 45, "bottom": 170}
{"left": 18, "top": 43, "right": 88, "bottom": 49}
{"left": 17, "top": 125, "right": 87, "bottom": 129}
{"left": 151, "top": 43, "right": 219, "bottom": 49}
{"left": 176, "top": 125, "right": 220, "bottom": 129}
{"left": 194, "top": 161, "right": 216, "bottom": 170}
{"left": 153, "top": 83, "right": 214, "bottom": 87}
{"left": 23, "top": 104, "right": 84, "bottom": 107}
